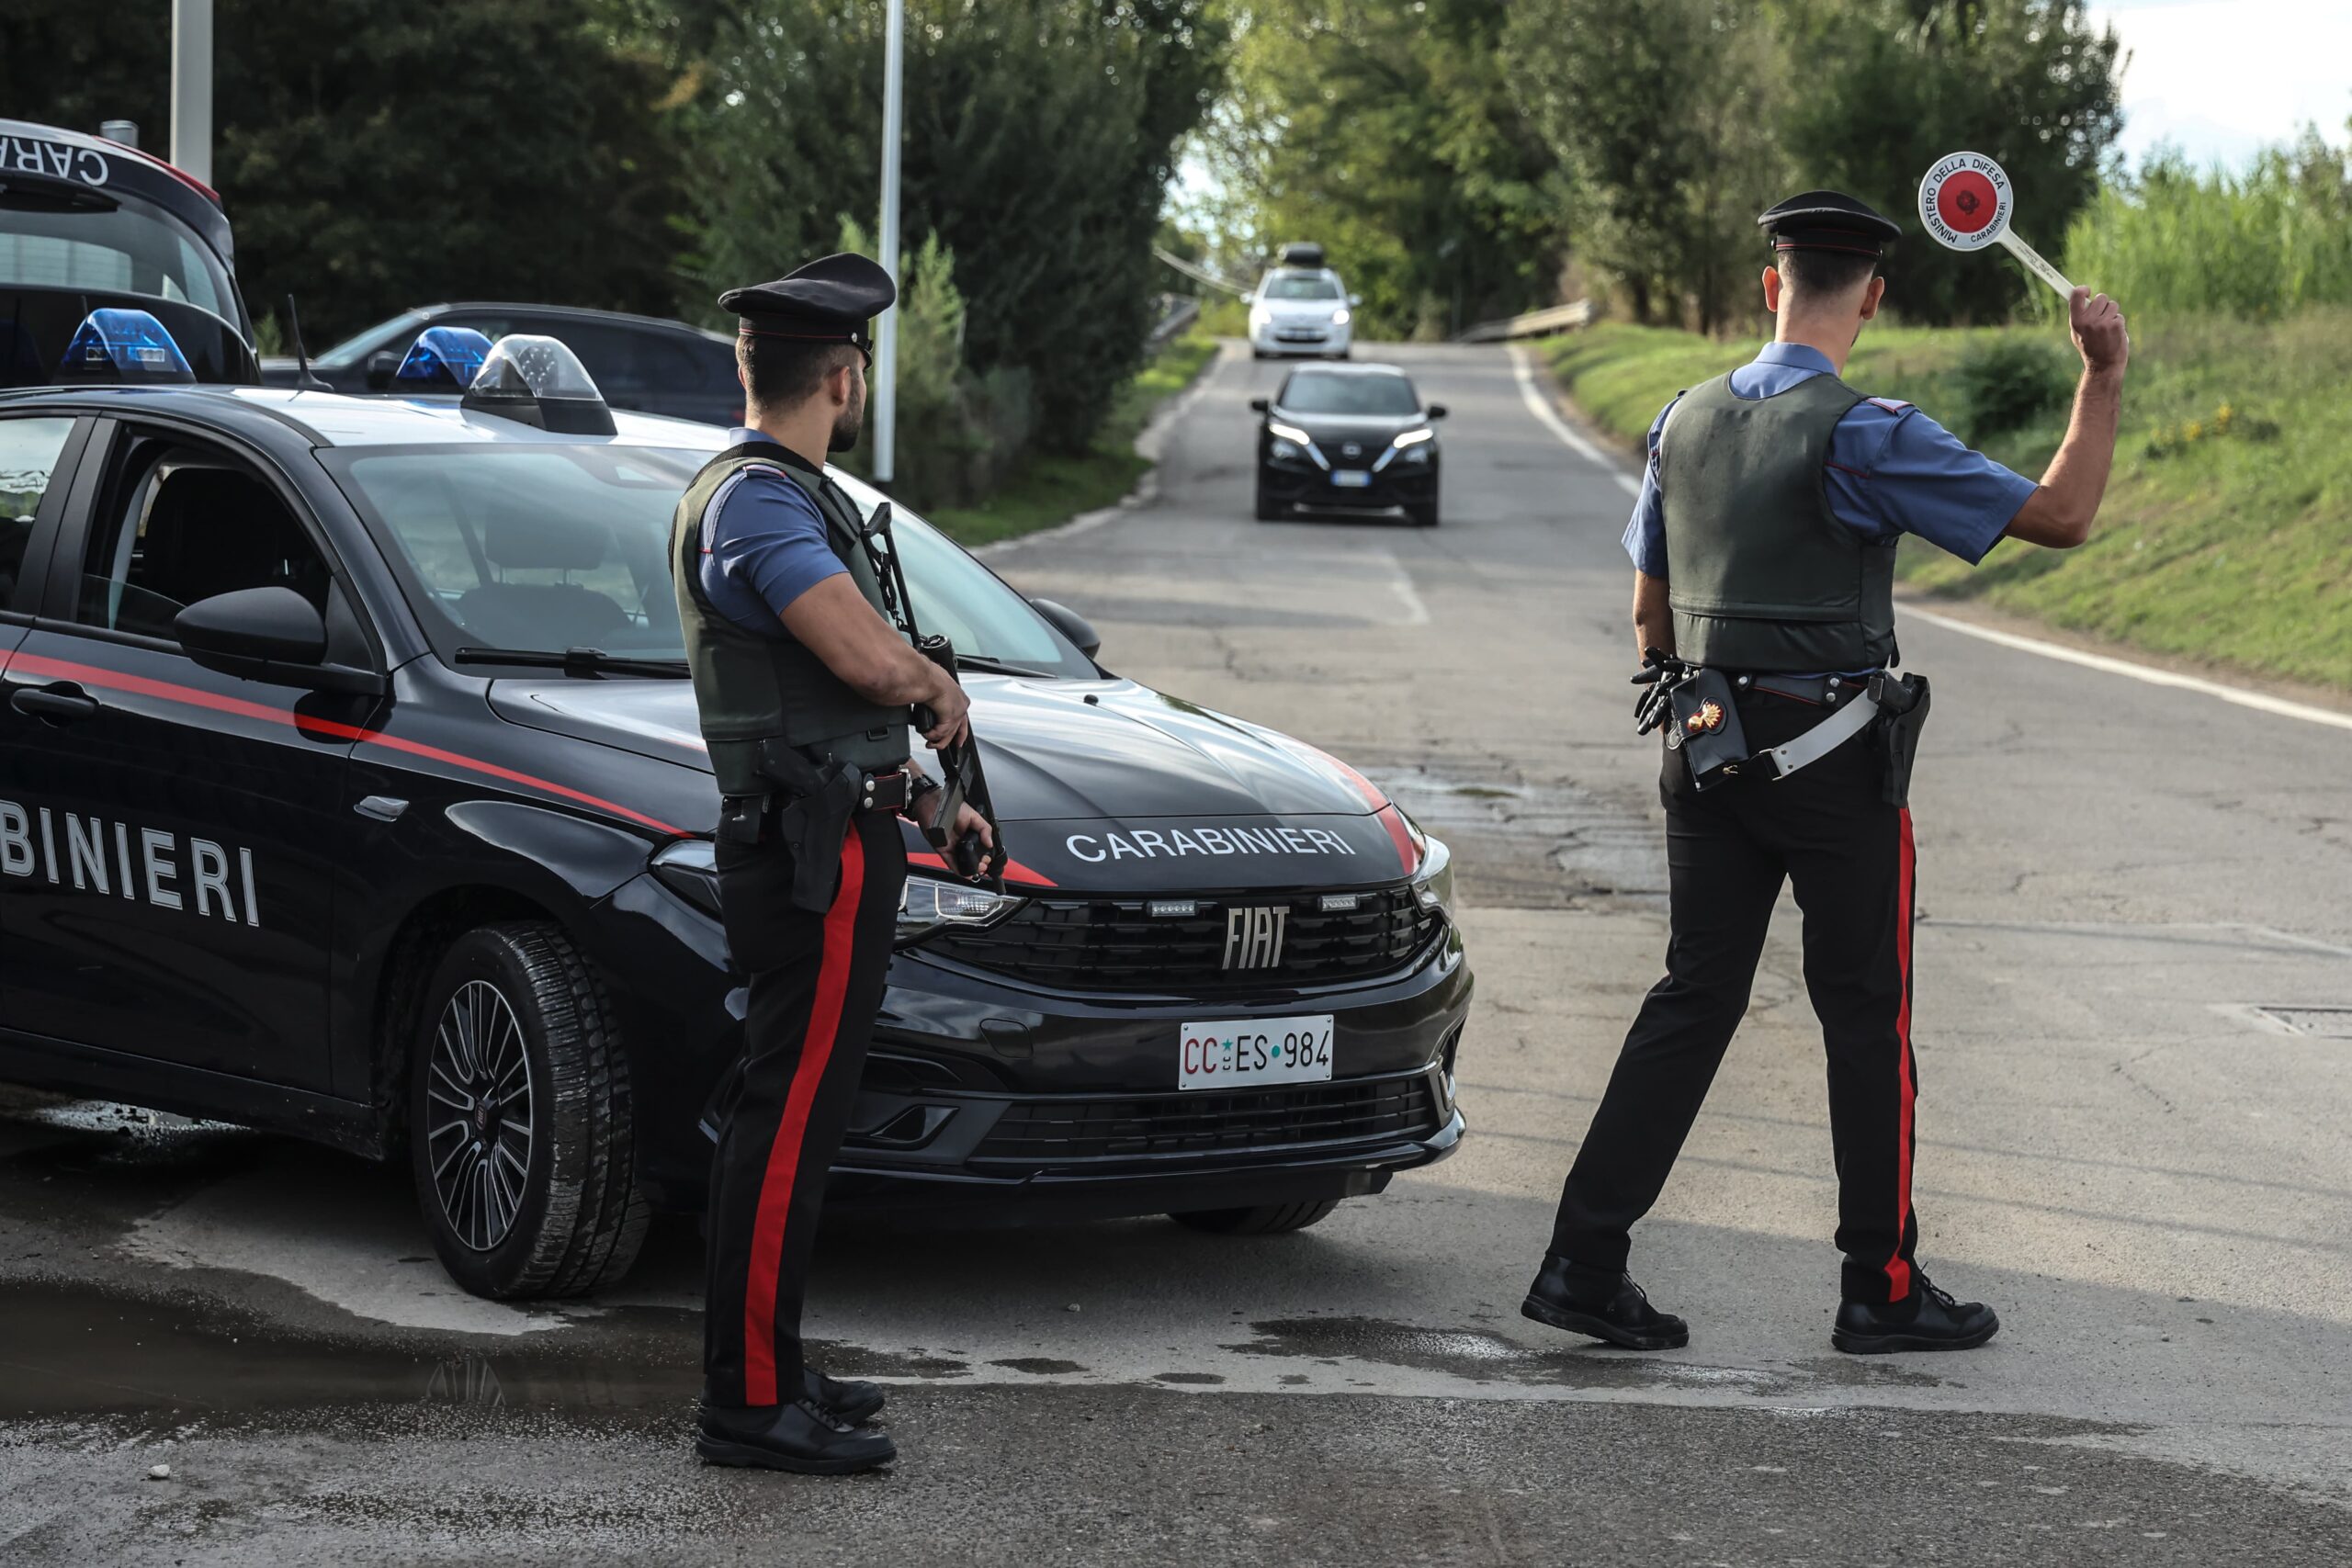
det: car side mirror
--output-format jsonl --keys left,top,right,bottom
{"left": 1249, "top": 396, "right": 1270, "bottom": 413}
{"left": 1427, "top": 403, "right": 1449, "bottom": 420}
{"left": 1029, "top": 596, "right": 1102, "bottom": 661}
{"left": 1349, "top": 293, "right": 1363, "bottom": 307}
{"left": 175, "top": 586, "right": 383, "bottom": 695}
{"left": 365, "top": 349, "right": 400, "bottom": 391}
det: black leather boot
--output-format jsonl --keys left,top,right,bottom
{"left": 1833, "top": 1279, "right": 1999, "bottom": 1354}
{"left": 808, "top": 1366, "right": 885, "bottom": 1424}
{"left": 695, "top": 1398, "right": 897, "bottom": 1474}
{"left": 1521, "top": 1253, "right": 1689, "bottom": 1349}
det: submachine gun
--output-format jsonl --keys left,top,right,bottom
{"left": 860, "top": 502, "right": 1009, "bottom": 889}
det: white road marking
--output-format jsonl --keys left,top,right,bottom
{"left": 1507, "top": 344, "right": 1643, "bottom": 498}
{"left": 1499, "top": 343, "right": 2352, "bottom": 736}
{"left": 1901, "top": 604, "right": 2352, "bottom": 735}
{"left": 1381, "top": 548, "right": 1430, "bottom": 626}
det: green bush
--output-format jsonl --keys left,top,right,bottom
{"left": 1951, "top": 337, "right": 2072, "bottom": 443}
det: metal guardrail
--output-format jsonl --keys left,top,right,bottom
{"left": 1453, "top": 299, "right": 1595, "bottom": 344}
{"left": 1147, "top": 294, "right": 1202, "bottom": 348}
{"left": 1152, "top": 246, "right": 1253, "bottom": 296}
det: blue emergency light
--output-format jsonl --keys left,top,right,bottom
{"left": 60, "top": 309, "right": 195, "bottom": 385}
{"left": 392, "top": 326, "right": 494, "bottom": 391}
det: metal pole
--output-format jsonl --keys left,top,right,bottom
{"left": 170, "top": 0, "right": 214, "bottom": 185}
{"left": 873, "top": 0, "right": 904, "bottom": 482}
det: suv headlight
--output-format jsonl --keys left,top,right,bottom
{"left": 651, "top": 838, "right": 723, "bottom": 918}
{"left": 1409, "top": 832, "right": 1453, "bottom": 918}
{"left": 1270, "top": 436, "right": 1305, "bottom": 461}
{"left": 899, "top": 873, "right": 1025, "bottom": 944}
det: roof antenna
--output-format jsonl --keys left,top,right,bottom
{"left": 285, "top": 295, "right": 330, "bottom": 392}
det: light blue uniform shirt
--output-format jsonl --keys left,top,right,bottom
{"left": 695, "top": 429, "right": 850, "bottom": 638}
{"left": 1622, "top": 342, "right": 2036, "bottom": 579}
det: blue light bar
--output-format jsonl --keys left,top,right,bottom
{"left": 392, "top": 326, "right": 494, "bottom": 391}
{"left": 60, "top": 309, "right": 195, "bottom": 385}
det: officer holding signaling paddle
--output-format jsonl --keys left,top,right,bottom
{"left": 673, "top": 253, "right": 994, "bottom": 1474}
{"left": 1522, "top": 192, "right": 2129, "bottom": 1355}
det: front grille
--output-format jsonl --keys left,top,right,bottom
{"left": 923, "top": 886, "right": 1440, "bottom": 993}
{"left": 973, "top": 1074, "right": 1439, "bottom": 1168}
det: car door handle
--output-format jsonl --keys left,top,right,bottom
{"left": 10, "top": 682, "right": 100, "bottom": 722}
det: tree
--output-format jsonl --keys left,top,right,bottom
{"left": 1, "top": 0, "right": 694, "bottom": 344}
{"left": 1778, "top": 0, "right": 2125, "bottom": 324}
{"left": 665, "top": 0, "right": 1227, "bottom": 453}
{"left": 1204, "top": 0, "right": 1564, "bottom": 339}
{"left": 1505, "top": 0, "right": 1790, "bottom": 333}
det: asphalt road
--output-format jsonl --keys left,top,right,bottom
{"left": 5, "top": 341, "right": 2349, "bottom": 1565}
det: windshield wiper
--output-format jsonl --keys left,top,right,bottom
{"left": 453, "top": 646, "right": 689, "bottom": 679}
{"left": 954, "top": 653, "right": 1051, "bottom": 679}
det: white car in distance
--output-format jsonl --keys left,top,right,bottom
{"left": 1249, "top": 266, "right": 1358, "bottom": 360}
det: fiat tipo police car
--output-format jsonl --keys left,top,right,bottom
{"left": 0, "top": 319, "right": 1471, "bottom": 1299}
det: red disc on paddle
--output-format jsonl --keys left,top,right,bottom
{"left": 1936, "top": 170, "right": 1999, "bottom": 235}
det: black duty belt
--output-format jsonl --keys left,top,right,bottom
{"left": 722, "top": 767, "right": 910, "bottom": 819}
{"left": 1665, "top": 669, "right": 1890, "bottom": 788}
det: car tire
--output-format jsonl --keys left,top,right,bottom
{"left": 1408, "top": 493, "right": 1441, "bottom": 527}
{"left": 1254, "top": 478, "right": 1282, "bottom": 522}
{"left": 409, "top": 920, "right": 649, "bottom": 1301}
{"left": 1170, "top": 1199, "right": 1341, "bottom": 1235}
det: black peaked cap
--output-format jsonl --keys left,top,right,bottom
{"left": 1757, "top": 190, "right": 1902, "bottom": 258}
{"left": 720, "top": 252, "right": 897, "bottom": 346}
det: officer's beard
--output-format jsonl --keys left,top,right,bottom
{"left": 829, "top": 403, "right": 865, "bottom": 453}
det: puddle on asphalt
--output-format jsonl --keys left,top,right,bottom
{"left": 0, "top": 1281, "right": 981, "bottom": 1419}
{"left": 1225, "top": 1317, "right": 1949, "bottom": 1395}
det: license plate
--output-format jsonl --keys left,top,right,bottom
{"left": 1329, "top": 469, "right": 1372, "bottom": 489}
{"left": 1179, "top": 1015, "right": 1335, "bottom": 1090}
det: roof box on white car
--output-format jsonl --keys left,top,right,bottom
{"left": 1279, "top": 241, "right": 1326, "bottom": 268}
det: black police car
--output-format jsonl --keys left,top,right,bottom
{"left": 0, "top": 324, "right": 1472, "bottom": 1300}
{"left": 1252, "top": 363, "right": 1446, "bottom": 526}
{"left": 1, "top": 118, "right": 259, "bottom": 389}
{"left": 262, "top": 303, "right": 742, "bottom": 426}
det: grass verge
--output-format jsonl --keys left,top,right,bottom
{"left": 1543, "top": 315, "right": 2352, "bottom": 690}
{"left": 930, "top": 330, "right": 1220, "bottom": 547}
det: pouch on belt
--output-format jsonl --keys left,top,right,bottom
{"left": 1665, "top": 667, "right": 1749, "bottom": 789}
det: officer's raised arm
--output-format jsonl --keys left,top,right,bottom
{"left": 2004, "top": 287, "right": 2131, "bottom": 548}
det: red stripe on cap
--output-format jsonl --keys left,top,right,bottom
{"left": 7, "top": 652, "right": 687, "bottom": 838}
{"left": 740, "top": 817, "right": 865, "bottom": 1404}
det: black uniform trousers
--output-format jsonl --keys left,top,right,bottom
{"left": 1551, "top": 693, "right": 1922, "bottom": 1305}
{"left": 704, "top": 809, "right": 908, "bottom": 1408}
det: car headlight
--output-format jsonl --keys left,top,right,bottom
{"left": 1270, "top": 436, "right": 1304, "bottom": 461}
{"left": 1392, "top": 427, "right": 1434, "bottom": 450}
{"left": 1409, "top": 832, "right": 1453, "bottom": 919}
{"left": 1399, "top": 443, "right": 1432, "bottom": 464}
{"left": 651, "top": 838, "right": 723, "bottom": 919}
{"left": 1332, "top": 307, "right": 1351, "bottom": 325}
{"left": 898, "top": 873, "right": 1025, "bottom": 944}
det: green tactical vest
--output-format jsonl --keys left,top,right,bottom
{"left": 1657, "top": 371, "right": 1898, "bottom": 673}
{"left": 670, "top": 443, "right": 910, "bottom": 795}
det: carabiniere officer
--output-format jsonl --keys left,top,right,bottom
{"left": 673, "top": 253, "right": 990, "bottom": 1474}
{"left": 1522, "top": 192, "right": 2131, "bottom": 1354}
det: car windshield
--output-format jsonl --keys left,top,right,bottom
{"left": 1261, "top": 274, "right": 1341, "bottom": 301}
{"left": 315, "top": 309, "right": 429, "bottom": 369}
{"left": 1276, "top": 372, "right": 1420, "bottom": 416}
{"left": 0, "top": 189, "right": 236, "bottom": 324}
{"left": 322, "top": 443, "right": 1095, "bottom": 678}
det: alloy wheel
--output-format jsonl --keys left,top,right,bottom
{"left": 424, "top": 979, "right": 536, "bottom": 1250}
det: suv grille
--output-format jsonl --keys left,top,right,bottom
{"left": 972, "top": 1074, "right": 1440, "bottom": 1168}
{"left": 922, "top": 887, "right": 1439, "bottom": 993}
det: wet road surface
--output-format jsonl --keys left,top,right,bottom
{"left": 5, "top": 341, "right": 2350, "bottom": 1563}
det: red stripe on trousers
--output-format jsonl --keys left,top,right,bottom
{"left": 741, "top": 818, "right": 865, "bottom": 1404}
{"left": 1887, "top": 807, "right": 1917, "bottom": 1303}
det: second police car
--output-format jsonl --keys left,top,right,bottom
{"left": 0, "top": 315, "right": 1473, "bottom": 1300}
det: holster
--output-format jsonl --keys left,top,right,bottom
{"left": 1664, "top": 667, "right": 1750, "bottom": 790}
{"left": 754, "top": 739, "right": 866, "bottom": 913}
{"left": 1868, "top": 671, "right": 1931, "bottom": 807}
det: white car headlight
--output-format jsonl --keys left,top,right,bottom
{"left": 1332, "top": 307, "right": 1351, "bottom": 325}
{"left": 1410, "top": 833, "right": 1454, "bottom": 918}
{"left": 898, "top": 873, "right": 1024, "bottom": 944}
{"left": 1270, "top": 436, "right": 1305, "bottom": 461}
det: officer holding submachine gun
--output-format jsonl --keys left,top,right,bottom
{"left": 671, "top": 252, "right": 1000, "bottom": 1474}
{"left": 1522, "top": 191, "right": 2129, "bottom": 1355}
